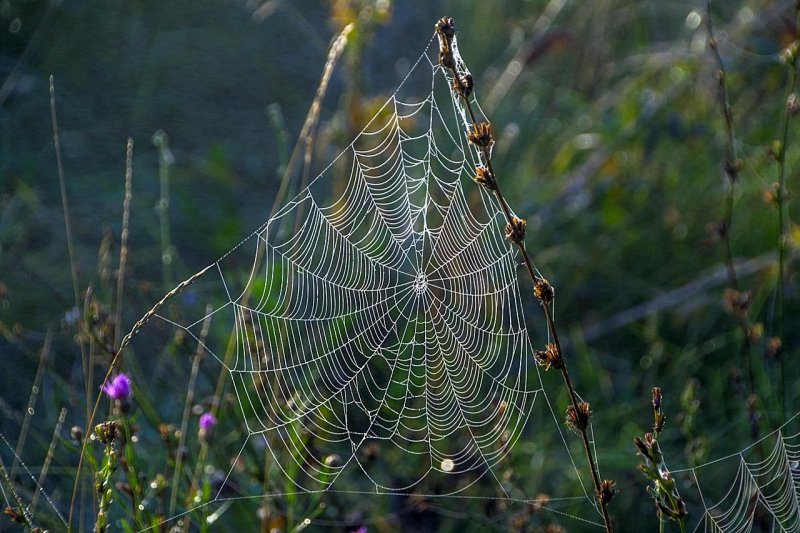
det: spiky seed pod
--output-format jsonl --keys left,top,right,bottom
{"left": 652, "top": 387, "right": 666, "bottom": 434}
{"left": 599, "top": 479, "right": 616, "bottom": 505}
{"left": 94, "top": 421, "right": 119, "bottom": 445}
{"left": 435, "top": 17, "right": 456, "bottom": 40}
{"left": 505, "top": 216, "right": 526, "bottom": 243}
{"left": 565, "top": 402, "right": 591, "bottom": 432}
{"left": 534, "top": 278, "right": 554, "bottom": 305}
{"left": 468, "top": 122, "right": 493, "bottom": 148}
{"left": 474, "top": 166, "right": 497, "bottom": 191}
{"left": 533, "top": 343, "right": 563, "bottom": 371}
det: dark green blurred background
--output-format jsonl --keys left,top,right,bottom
{"left": 1, "top": 0, "right": 799, "bottom": 531}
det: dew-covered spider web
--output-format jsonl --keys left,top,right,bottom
{"left": 132, "top": 29, "right": 604, "bottom": 525}
{"left": 98, "top": 27, "right": 800, "bottom": 533}
{"left": 669, "top": 412, "right": 800, "bottom": 532}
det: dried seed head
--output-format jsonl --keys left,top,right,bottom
{"left": 439, "top": 49, "right": 455, "bottom": 70}
{"left": 71, "top": 425, "right": 84, "bottom": 444}
{"left": 565, "top": 401, "right": 591, "bottom": 432}
{"left": 94, "top": 420, "right": 119, "bottom": 445}
{"left": 781, "top": 41, "right": 800, "bottom": 65}
{"left": 468, "top": 122, "right": 493, "bottom": 148}
{"left": 652, "top": 387, "right": 666, "bottom": 434}
{"left": 435, "top": 17, "right": 456, "bottom": 40}
{"left": 765, "top": 336, "right": 782, "bottom": 359}
{"left": 453, "top": 73, "right": 474, "bottom": 98}
{"left": 599, "top": 479, "right": 616, "bottom": 505}
{"left": 789, "top": 93, "right": 800, "bottom": 116}
{"left": 534, "top": 278, "right": 554, "bottom": 304}
{"left": 474, "top": 166, "right": 497, "bottom": 191}
{"left": 505, "top": 216, "right": 526, "bottom": 243}
{"left": 533, "top": 343, "right": 563, "bottom": 371}
{"left": 723, "top": 288, "right": 751, "bottom": 317}
{"left": 724, "top": 159, "right": 741, "bottom": 181}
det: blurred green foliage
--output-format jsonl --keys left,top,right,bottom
{"left": 1, "top": 0, "right": 800, "bottom": 531}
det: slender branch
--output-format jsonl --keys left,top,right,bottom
{"left": 435, "top": 17, "right": 614, "bottom": 532}
{"left": 705, "top": 1, "right": 760, "bottom": 413}
{"left": 114, "top": 138, "right": 134, "bottom": 349}
{"left": 774, "top": 3, "right": 800, "bottom": 424}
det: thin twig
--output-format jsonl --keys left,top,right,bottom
{"left": 436, "top": 17, "right": 614, "bottom": 532}
{"left": 30, "top": 407, "right": 67, "bottom": 515}
{"left": 705, "top": 1, "right": 758, "bottom": 403}
{"left": 169, "top": 304, "right": 213, "bottom": 517}
{"left": 11, "top": 328, "right": 51, "bottom": 480}
{"left": 114, "top": 138, "right": 134, "bottom": 349}
{"left": 774, "top": 3, "right": 800, "bottom": 424}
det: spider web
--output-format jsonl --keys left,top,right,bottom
{"left": 140, "top": 29, "right": 598, "bottom": 521}
{"left": 668, "top": 412, "right": 800, "bottom": 532}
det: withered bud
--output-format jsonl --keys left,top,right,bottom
{"left": 4, "top": 507, "right": 24, "bottom": 524}
{"left": 651, "top": 387, "right": 662, "bottom": 411}
{"left": 474, "top": 166, "right": 497, "bottom": 191}
{"left": 505, "top": 216, "right": 526, "bottom": 243}
{"left": 766, "top": 336, "right": 782, "bottom": 359}
{"left": 439, "top": 49, "right": 455, "bottom": 70}
{"left": 599, "top": 479, "right": 616, "bottom": 505}
{"left": 780, "top": 41, "right": 800, "bottom": 65}
{"left": 534, "top": 278, "right": 554, "bottom": 304}
{"left": 788, "top": 93, "right": 799, "bottom": 116}
{"left": 722, "top": 288, "right": 751, "bottom": 317}
{"left": 94, "top": 420, "right": 119, "bottom": 445}
{"left": 708, "top": 37, "right": 718, "bottom": 50}
{"left": 435, "top": 17, "right": 456, "bottom": 40}
{"left": 652, "top": 387, "right": 666, "bottom": 434}
{"left": 565, "top": 402, "right": 591, "bottom": 432}
{"left": 453, "top": 74, "right": 474, "bottom": 98}
{"left": 724, "top": 159, "right": 741, "bottom": 181}
{"left": 71, "top": 425, "right": 84, "bottom": 444}
{"left": 533, "top": 343, "right": 563, "bottom": 371}
{"left": 468, "top": 122, "right": 493, "bottom": 148}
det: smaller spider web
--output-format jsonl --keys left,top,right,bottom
{"left": 669, "top": 412, "right": 800, "bottom": 532}
{"left": 133, "top": 31, "right": 602, "bottom": 527}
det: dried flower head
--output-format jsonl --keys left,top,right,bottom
{"left": 453, "top": 74, "right": 474, "bottom": 98}
{"left": 565, "top": 401, "right": 591, "bottom": 432}
{"left": 534, "top": 278, "right": 554, "bottom": 305}
{"left": 504, "top": 216, "right": 526, "bottom": 243}
{"left": 435, "top": 17, "right": 456, "bottom": 40}
{"left": 599, "top": 479, "right": 616, "bottom": 505}
{"left": 533, "top": 343, "right": 563, "bottom": 371}
{"left": 94, "top": 421, "right": 119, "bottom": 445}
{"left": 468, "top": 121, "right": 493, "bottom": 148}
{"left": 474, "top": 166, "right": 497, "bottom": 191}
{"left": 102, "top": 373, "right": 132, "bottom": 402}
{"left": 199, "top": 412, "right": 218, "bottom": 440}
{"left": 652, "top": 387, "right": 666, "bottom": 434}
{"left": 765, "top": 336, "right": 782, "bottom": 359}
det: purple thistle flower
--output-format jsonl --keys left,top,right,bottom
{"left": 199, "top": 412, "right": 217, "bottom": 431}
{"left": 102, "top": 373, "right": 132, "bottom": 401}
{"left": 199, "top": 412, "right": 217, "bottom": 441}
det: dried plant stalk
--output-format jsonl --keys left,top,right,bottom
{"left": 435, "top": 16, "right": 615, "bottom": 532}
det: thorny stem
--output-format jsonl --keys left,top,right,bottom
{"left": 436, "top": 17, "right": 614, "bottom": 532}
